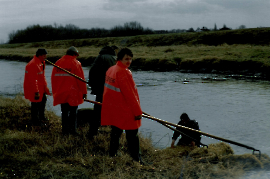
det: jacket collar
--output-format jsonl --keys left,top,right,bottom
{"left": 33, "top": 55, "right": 44, "bottom": 65}
{"left": 63, "top": 55, "right": 76, "bottom": 60}
{"left": 116, "top": 61, "right": 128, "bottom": 69}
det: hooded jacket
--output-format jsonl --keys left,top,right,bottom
{"left": 51, "top": 55, "right": 87, "bottom": 106}
{"left": 88, "top": 46, "right": 116, "bottom": 95}
{"left": 172, "top": 119, "right": 201, "bottom": 147}
{"left": 24, "top": 55, "right": 50, "bottom": 102}
{"left": 101, "top": 61, "right": 142, "bottom": 130}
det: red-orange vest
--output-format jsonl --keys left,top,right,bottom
{"left": 51, "top": 55, "right": 87, "bottom": 106}
{"left": 101, "top": 61, "right": 142, "bottom": 130}
{"left": 24, "top": 56, "right": 49, "bottom": 102}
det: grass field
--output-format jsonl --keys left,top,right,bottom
{"left": 1, "top": 95, "right": 270, "bottom": 178}
{"left": 1, "top": 28, "right": 270, "bottom": 78}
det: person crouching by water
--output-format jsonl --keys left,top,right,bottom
{"left": 101, "top": 48, "right": 144, "bottom": 164}
{"left": 171, "top": 113, "right": 201, "bottom": 148}
{"left": 51, "top": 46, "right": 87, "bottom": 136}
{"left": 23, "top": 48, "right": 51, "bottom": 128}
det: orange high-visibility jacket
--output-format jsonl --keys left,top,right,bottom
{"left": 24, "top": 55, "right": 50, "bottom": 102}
{"left": 101, "top": 61, "right": 142, "bottom": 130}
{"left": 51, "top": 55, "right": 87, "bottom": 106}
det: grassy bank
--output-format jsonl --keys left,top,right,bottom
{"left": 1, "top": 28, "right": 270, "bottom": 79}
{"left": 1, "top": 95, "right": 270, "bottom": 178}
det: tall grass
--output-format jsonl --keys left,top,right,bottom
{"left": 1, "top": 95, "right": 270, "bottom": 178}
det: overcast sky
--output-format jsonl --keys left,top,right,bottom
{"left": 1, "top": 0, "right": 269, "bottom": 43}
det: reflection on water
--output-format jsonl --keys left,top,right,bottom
{"left": 1, "top": 59, "right": 270, "bottom": 156}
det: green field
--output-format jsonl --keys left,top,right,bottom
{"left": 1, "top": 28, "right": 270, "bottom": 78}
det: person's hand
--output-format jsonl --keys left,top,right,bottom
{"left": 135, "top": 114, "right": 142, "bottom": 120}
{"left": 171, "top": 139, "right": 175, "bottom": 148}
{"left": 34, "top": 92, "right": 40, "bottom": 100}
{"left": 83, "top": 94, "right": 87, "bottom": 99}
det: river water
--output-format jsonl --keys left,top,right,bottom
{"left": 1, "top": 59, "right": 270, "bottom": 157}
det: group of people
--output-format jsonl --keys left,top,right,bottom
{"left": 24, "top": 47, "right": 87, "bottom": 135}
{"left": 23, "top": 46, "right": 201, "bottom": 165}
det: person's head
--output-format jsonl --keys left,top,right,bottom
{"left": 111, "top": 45, "right": 119, "bottom": 56}
{"left": 66, "top": 46, "right": 79, "bottom": 57}
{"left": 117, "top": 48, "right": 133, "bottom": 68}
{"left": 180, "top": 113, "right": 190, "bottom": 124}
{"left": 36, "top": 48, "right": 47, "bottom": 62}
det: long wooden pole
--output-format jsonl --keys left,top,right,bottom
{"left": 84, "top": 99, "right": 102, "bottom": 105}
{"left": 45, "top": 59, "right": 88, "bottom": 83}
{"left": 46, "top": 63, "right": 252, "bottom": 151}
{"left": 83, "top": 99, "right": 260, "bottom": 155}
{"left": 142, "top": 114, "right": 261, "bottom": 154}
{"left": 142, "top": 112, "right": 208, "bottom": 147}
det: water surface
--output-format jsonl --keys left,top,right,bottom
{"left": 1, "top": 59, "right": 269, "bottom": 157}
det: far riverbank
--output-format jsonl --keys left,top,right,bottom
{"left": 1, "top": 42, "right": 270, "bottom": 79}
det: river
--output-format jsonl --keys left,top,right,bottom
{"left": 1, "top": 59, "right": 270, "bottom": 157}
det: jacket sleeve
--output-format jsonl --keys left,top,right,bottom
{"left": 43, "top": 62, "right": 48, "bottom": 87}
{"left": 51, "top": 66, "right": 56, "bottom": 95}
{"left": 88, "top": 56, "right": 99, "bottom": 87}
{"left": 75, "top": 62, "right": 87, "bottom": 94}
{"left": 88, "top": 56, "right": 104, "bottom": 94}
{"left": 27, "top": 64, "right": 39, "bottom": 93}
{"left": 172, "top": 121, "right": 182, "bottom": 140}
{"left": 118, "top": 70, "right": 142, "bottom": 117}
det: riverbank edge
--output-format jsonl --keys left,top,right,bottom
{"left": 1, "top": 54, "right": 270, "bottom": 80}
{"left": 1, "top": 95, "right": 270, "bottom": 178}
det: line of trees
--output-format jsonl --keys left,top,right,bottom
{"left": 8, "top": 21, "right": 249, "bottom": 44}
{"left": 154, "top": 24, "right": 247, "bottom": 34}
{"left": 8, "top": 21, "right": 154, "bottom": 44}
{"left": 186, "top": 24, "right": 235, "bottom": 33}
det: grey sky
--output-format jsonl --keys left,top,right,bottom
{"left": 1, "top": 0, "right": 269, "bottom": 43}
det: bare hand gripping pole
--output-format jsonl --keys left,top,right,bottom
{"left": 83, "top": 99, "right": 261, "bottom": 158}
{"left": 45, "top": 59, "right": 88, "bottom": 83}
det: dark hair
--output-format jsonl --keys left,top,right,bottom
{"left": 117, "top": 48, "right": 133, "bottom": 61}
{"left": 36, "top": 48, "right": 47, "bottom": 57}
{"left": 180, "top": 113, "right": 190, "bottom": 121}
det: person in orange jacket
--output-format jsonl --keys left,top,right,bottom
{"left": 101, "top": 48, "right": 144, "bottom": 164}
{"left": 51, "top": 46, "right": 87, "bottom": 135}
{"left": 23, "top": 48, "right": 51, "bottom": 127}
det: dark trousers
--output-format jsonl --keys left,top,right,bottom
{"left": 110, "top": 126, "right": 141, "bottom": 161}
{"left": 60, "top": 103, "right": 78, "bottom": 135}
{"left": 31, "top": 94, "right": 46, "bottom": 126}
{"left": 88, "top": 94, "right": 102, "bottom": 138}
